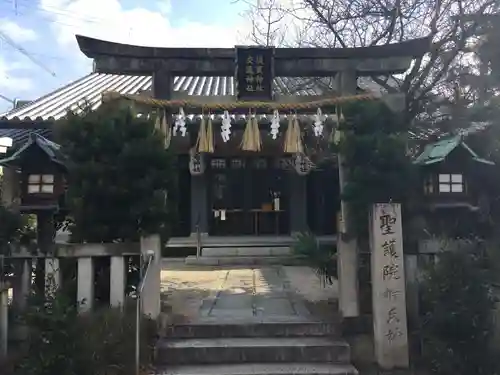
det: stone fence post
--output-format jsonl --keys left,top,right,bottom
{"left": 140, "top": 234, "right": 161, "bottom": 319}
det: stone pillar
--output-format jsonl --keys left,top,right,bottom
{"left": 12, "top": 258, "right": 31, "bottom": 311}
{"left": 289, "top": 173, "right": 307, "bottom": 234}
{"left": 337, "top": 69, "right": 360, "bottom": 318}
{"left": 0, "top": 285, "right": 7, "bottom": 359}
{"left": 110, "top": 256, "right": 126, "bottom": 308}
{"left": 190, "top": 175, "right": 209, "bottom": 236}
{"left": 44, "top": 258, "right": 60, "bottom": 296}
{"left": 77, "top": 257, "right": 94, "bottom": 312}
{"left": 140, "top": 234, "right": 161, "bottom": 319}
{"left": 370, "top": 203, "right": 409, "bottom": 369}
{"left": 12, "top": 258, "right": 31, "bottom": 340}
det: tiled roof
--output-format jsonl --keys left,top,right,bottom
{"left": 0, "top": 133, "right": 66, "bottom": 168}
{"left": 0, "top": 73, "right": 385, "bottom": 121}
{"left": 0, "top": 128, "right": 51, "bottom": 147}
{"left": 413, "top": 134, "right": 494, "bottom": 166}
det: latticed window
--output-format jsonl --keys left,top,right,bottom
{"left": 211, "top": 158, "right": 226, "bottom": 169}
{"left": 27, "top": 174, "right": 54, "bottom": 194}
{"left": 231, "top": 158, "right": 245, "bottom": 169}
{"left": 438, "top": 174, "right": 464, "bottom": 193}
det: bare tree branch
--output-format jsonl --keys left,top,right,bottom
{"left": 238, "top": 0, "right": 500, "bottom": 123}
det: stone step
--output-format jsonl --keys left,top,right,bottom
{"left": 162, "top": 322, "right": 340, "bottom": 339}
{"left": 155, "top": 337, "right": 351, "bottom": 365}
{"left": 185, "top": 256, "right": 304, "bottom": 266}
{"left": 202, "top": 247, "right": 292, "bottom": 257}
{"left": 155, "top": 363, "right": 358, "bottom": 375}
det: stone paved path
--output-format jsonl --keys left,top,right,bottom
{"left": 160, "top": 262, "right": 338, "bottom": 324}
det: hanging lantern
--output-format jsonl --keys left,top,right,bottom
{"left": 174, "top": 107, "right": 187, "bottom": 136}
{"left": 189, "top": 151, "right": 205, "bottom": 175}
{"left": 270, "top": 110, "right": 280, "bottom": 140}
{"left": 221, "top": 110, "right": 232, "bottom": 142}
{"left": 294, "top": 153, "right": 312, "bottom": 176}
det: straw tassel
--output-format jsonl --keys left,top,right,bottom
{"left": 196, "top": 116, "right": 207, "bottom": 153}
{"left": 205, "top": 115, "right": 214, "bottom": 153}
{"left": 161, "top": 109, "right": 172, "bottom": 149}
{"left": 283, "top": 115, "right": 303, "bottom": 153}
{"left": 251, "top": 116, "right": 262, "bottom": 152}
{"left": 294, "top": 116, "right": 303, "bottom": 153}
{"left": 241, "top": 112, "right": 259, "bottom": 151}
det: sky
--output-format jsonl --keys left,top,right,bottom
{"left": 0, "top": 0, "right": 251, "bottom": 114}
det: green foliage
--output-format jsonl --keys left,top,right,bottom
{"left": 292, "top": 231, "right": 337, "bottom": 286}
{"left": 6, "top": 279, "right": 156, "bottom": 375}
{"left": 419, "top": 241, "right": 498, "bottom": 375}
{"left": 55, "top": 103, "right": 176, "bottom": 243}
{"left": 334, "top": 100, "right": 416, "bottom": 238}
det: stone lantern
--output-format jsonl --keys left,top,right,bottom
{"left": 0, "top": 133, "right": 67, "bottom": 213}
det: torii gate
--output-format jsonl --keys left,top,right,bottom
{"left": 76, "top": 34, "right": 430, "bottom": 330}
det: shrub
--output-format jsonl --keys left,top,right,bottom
{"left": 419, "top": 241, "right": 498, "bottom": 375}
{"left": 5, "top": 280, "right": 156, "bottom": 375}
{"left": 292, "top": 231, "right": 337, "bottom": 286}
{"left": 55, "top": 103, "right": 176, "bottom": 243}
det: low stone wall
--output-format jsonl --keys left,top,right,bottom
{"left": 2, "top": 234, "right": 162, "bottom": 359}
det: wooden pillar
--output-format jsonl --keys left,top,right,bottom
{"left": 110, "top": 256, "right": 126, "bottom": 308}
{"left": 77, "top": 257, "right": 94, "bottom": 312}
{"left": 289, "top": 173, "right": 307, "bottom": 234}
{"left": 337, "top": 69, "right": 360, "bottom": 318}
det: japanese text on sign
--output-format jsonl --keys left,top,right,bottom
{"left": 371, "top": 203, "right": 409, "bottom": 367}
{"left": 374, "top": 204, "right": 407, "bottom": 347}
{"left": 245, "top": 55, "right": 265, "bottom": 93}
{"left": 236, "top": 47, "right": 274, "bottom": 101}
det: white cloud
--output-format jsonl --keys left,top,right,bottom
{"left": 0, "top": 57, "right": 33, "bottom": 92}
{"left": 156, "top": 0, "right": 172, "bottom": 15}
{"left": 0, "top": 19, "right": 38, "bottom": 43}
{"left": 39, "top": 0, "right": 250, "bottom": 51}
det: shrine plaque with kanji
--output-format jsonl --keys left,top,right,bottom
{"left": 235, "top": 46, "right": 274, "bottom": 101}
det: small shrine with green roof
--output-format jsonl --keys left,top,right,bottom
{"left": 414, "top": 134, "right": 494, "bottom": 215}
